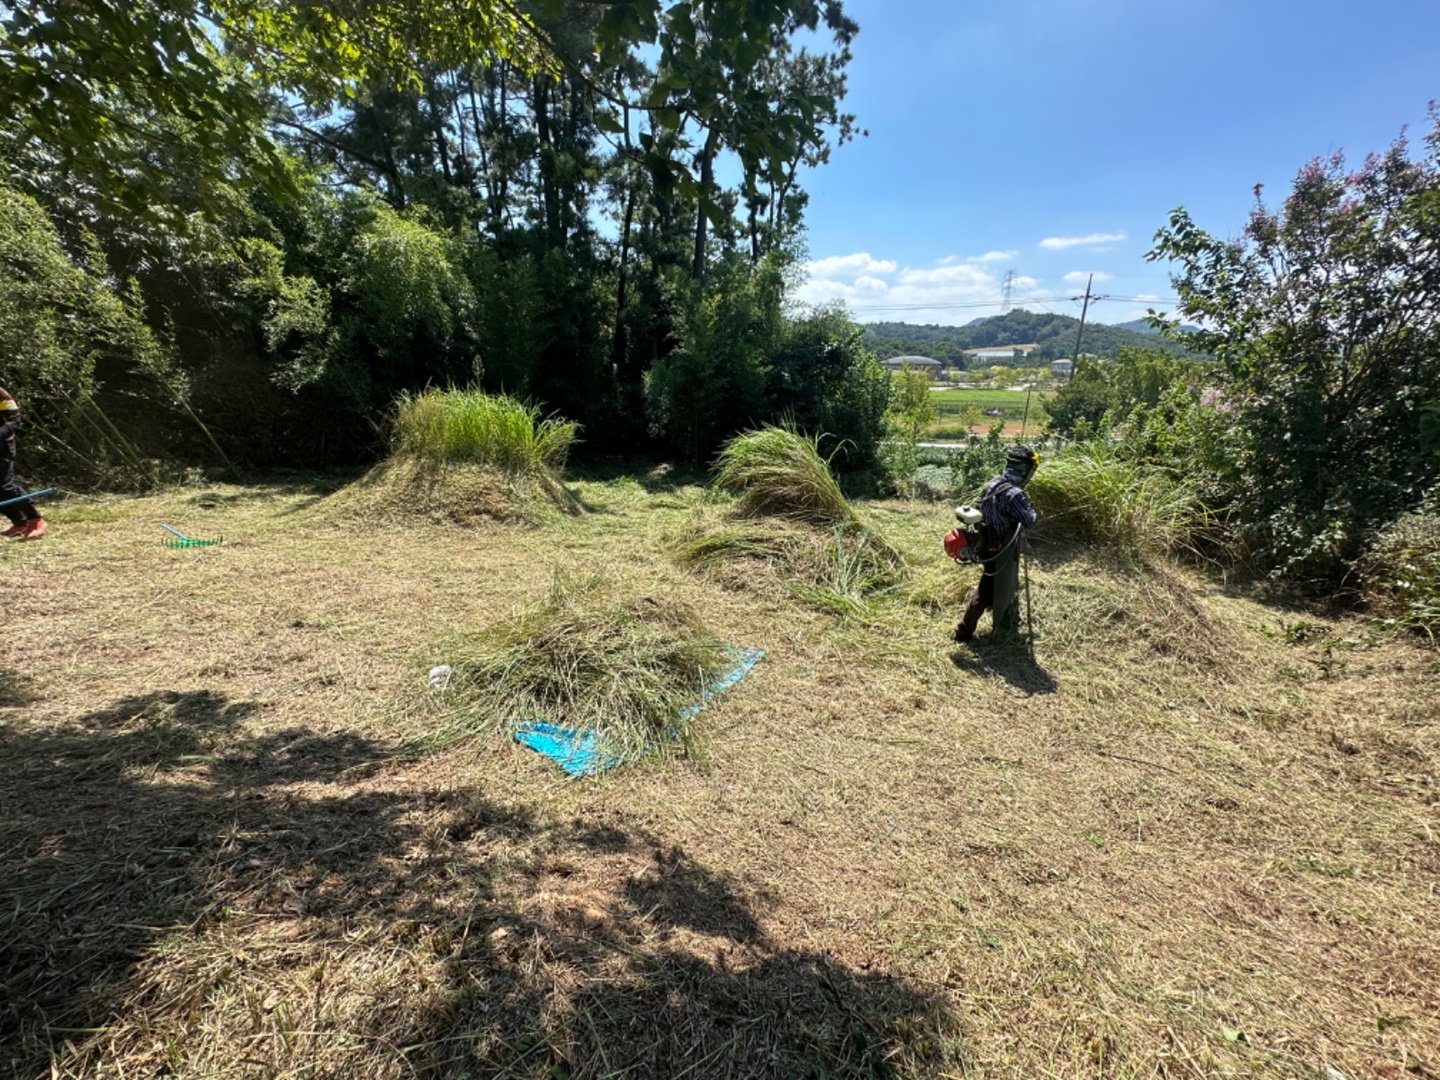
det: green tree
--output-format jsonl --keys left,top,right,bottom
{"left": 1046, "top": 346, "right": 1187, "bottom": 438}
{"left": 644, "top": 259, "right": 780, "bottom": 461}
{"left": 761, "top": 306, "right": 890, "bottom": 470}
{"left": 1150, "top": 112, "right": 1440, "bottom": 582}
{"left": 0, "top": 182, "right": 176, "bottom": 483}
{"left": 881, "top": 365, "right": 937, "bottom": 494}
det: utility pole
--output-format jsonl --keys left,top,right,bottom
{"left": 1072, "top": 273, "right": 1094, "bottom": 362}
{"left": 1001, "top": 269, "right": 1016, "bottom": 314}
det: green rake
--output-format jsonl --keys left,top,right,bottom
{"left": 160, "top": 522, "right": 221, "bottom": 548}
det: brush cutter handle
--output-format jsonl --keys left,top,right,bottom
{"left": 0, "top": 487, "right": 53, "bottom": 510}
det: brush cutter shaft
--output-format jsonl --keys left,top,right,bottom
{"left": 0, "top": 486, "right": 53, "bottom": 510}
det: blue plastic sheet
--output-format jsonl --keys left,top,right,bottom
{"left": 512, "top": 648, "right": 764, "bottom": 778}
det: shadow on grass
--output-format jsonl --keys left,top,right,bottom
{"left": 950, "top": 636, "right": 1059, "bottom": 695}
{"left": 185, "top": 471, "right": 362, "bottom": 517}
{"left": 0, "top": 668, "right": 40, "bottom": 708}
{"left": 1, "top": 689, "right": 960, "bottom": 1078}
{"left": 566, "top": 457, "right": 710, "bottom": 495}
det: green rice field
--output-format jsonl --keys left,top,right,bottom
{"left": 927, "top": 385, "right": 1051, "bottom": 436}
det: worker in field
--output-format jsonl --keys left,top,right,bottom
{"left": 1, "top": 386, "right": 45, "bottom": 540}
{"left": 954, "top": 445, "right": 1038, "bottom": 643}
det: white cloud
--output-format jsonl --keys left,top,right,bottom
{"left": 802, "top": 252, "right": 897, "bottom": 279}
{"left": 966, "top": 250, "right": 1018, "bottom": 264}
{"left": 1133, "top": 293, "right": 1160, "bottom": 302}
{"left": 851, "top": 275, "right": 890, "bottom": 294}
{"left": 795, "top": 251, "right": 1048, "bottom": 324}
{"left": 1039, "top": 232, "right": 1127, "bottom": 250}
{"left": 1062, "top": 270, "right": 1114, "bottom": 285}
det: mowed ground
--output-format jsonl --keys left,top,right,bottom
{"left": 2, "top": 472, "right": 1437, "bottom": 1079}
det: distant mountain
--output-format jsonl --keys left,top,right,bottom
{"left": 861, "top": 310, "right": 1203, "bottom": 367}
{"left": 1114, "top": 318, "right": 1201, "bottom": 337}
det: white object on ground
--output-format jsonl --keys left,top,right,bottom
{"left": 428, "top": 665, "right": 453, "bottom": 690}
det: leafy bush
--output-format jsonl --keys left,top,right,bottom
{"left": 336, "top": 202, "right": 479, "bottom": 397}
{"left": 763, "top": 307, "right": 892, "bottom": 472}
{"left": 878, "top": 365, "right": 938, "bottom": 495}
{"left": 1151, "top": 117, "right": 1440, "bottom": 584}
{"left": 1047, "top": 347, "right": 1190, "bottom": 438}
{"left": 944, "top": 425, "right": 1011, "bottom": 497}
{"left": 391, "top": 389, "right": 577, "bottom": 476}
{"left": 411, "top": 572, "right": 735, "bottom": 761}
{"left": 1358, "top": 506, "right": 1440, "bottom": 641}
{"left": 713, "top": 425, "right": 859, "bottom": 527}
{"left": 1027, "top": 445, "right": 1214, "bottom": 558}
{"left": 0, "top": 182, "right": 177, "bottom": 486}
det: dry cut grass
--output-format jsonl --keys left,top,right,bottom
{"left": 687, "top": 426, "right": 905, "bottom": 617}
{"left": 407, "top": 570, "right": 735, "bottom": 762}
{"left": 713, "top": 425, "right": 860, "bottom": 527}
{"left": 2, "top": 477, "right": 1437, "bottom": 1080}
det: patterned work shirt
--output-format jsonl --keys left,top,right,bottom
{"left": 977, "top": 473, "right": 1037, "bottom": 555}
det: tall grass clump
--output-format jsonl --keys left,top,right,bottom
{"left": 713, "top": 426, "right": 859, "bottom": 527}
{"left": 411, "top": 573, "right": 736, "bottom": 762}
{"left": 1027, "top": 444, "right": 1214, "bottom": 558}
{"left": 1358, "top": 506, "right": 1440, "bottom": 641}
{"left": 696, "top": 426, "right": 905, "bottom": 614}
{"left": 393, "top": 388, "right": 577, "bottom": 475}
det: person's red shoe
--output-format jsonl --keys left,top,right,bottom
{"left": 2, "top": 523, "right": 25, "bottom": 538}
{"left": 17, "top": 517, "right": 46, "bottom": 540}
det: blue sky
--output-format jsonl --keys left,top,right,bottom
{"left": 791, "top": 0, "right": 1440, "bottom": 326}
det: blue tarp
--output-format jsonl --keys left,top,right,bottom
{"left": 512, "top": 648, "right": 764, "bottom": 777}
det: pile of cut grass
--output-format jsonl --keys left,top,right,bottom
{"left": 1027, "top": 444, "right": 1214, "bottom": 558}
{"left": 688, "top": 427, "right": 906, "bottom": 615}
{"left": 336, "top": 389, "right": 580, "bottom": 523}
{"left": 410, "top": 572, "right": 735, "bottom": 763}
{"left": 679, "top": 519, "right": 905, "bottom": 617}
{"left": 713, "top": 426, "right": 859, "bottom": 527}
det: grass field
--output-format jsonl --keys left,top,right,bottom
{"left": 928, "top": 387, "right": 1051, "bottom": 438}
{"left": 3, "top": 472, "right": 1438, "bottom": 1079}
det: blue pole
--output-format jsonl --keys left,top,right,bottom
{"left": 159, "top": 523, "right": 189, "bottom": 540}
{"left": 0, "top": 487, "right": 53, "bottom": 510}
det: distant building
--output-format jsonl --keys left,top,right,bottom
{"left": 1051, "top": 358, "right": 1074, "bottom": 380}
{"left": 967, "top": 343, "right": 1038, "bottom": 364}
{"left": 882, "top": 355, "right": 941, "bottom": 377}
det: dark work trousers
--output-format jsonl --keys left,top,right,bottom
{"left": 1, "top": 455, "right": 38, "bottom": 526}
{"left": 958, "top": 546, "right": 1022, "bottom": 639}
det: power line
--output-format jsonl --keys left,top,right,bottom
{"left": 841, "top": 293, "right": 1180, "bottom": 313}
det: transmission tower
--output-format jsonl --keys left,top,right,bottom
{"left": 1001, "top": 269, "right": 1016, "bottom": 314}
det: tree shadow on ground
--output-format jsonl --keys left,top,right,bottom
{"left": 0, "top": 668, "right": 40, "bottom": 708}
{"left": 567, "top": 458, "right": 709, "bottom": 496}
{"left": 950, "top": 636, "right": 1059, "bottom": 695}
{"left": 1, "top": 689, "right": 961, "bottom": 1078}
{"left": 186, "top": 471, "right": 360, "bottom": 517}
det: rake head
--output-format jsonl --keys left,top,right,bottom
{"left": 166, "top": 537, "right": 221, "bottom": 548}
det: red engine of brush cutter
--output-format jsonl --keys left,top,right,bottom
{"left": 944, "top": 527, "right": 981, "bottom": 563}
